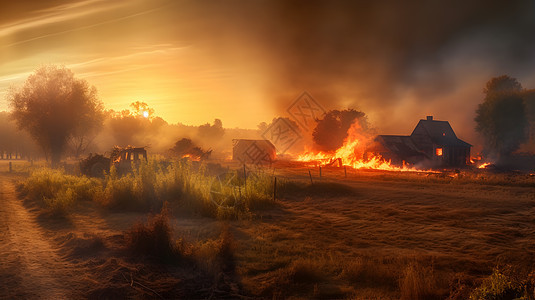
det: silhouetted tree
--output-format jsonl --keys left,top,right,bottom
{"left": 475, "top": 75, "right": 528, "bottom": 157}
{"left": 106, "top": 103, "right": 167, "bottom": 147}
{"left": 312, "top": 109, "right": 369, "bottom": 151}
{"left": 8, "top": 65, "right": 104, "bottom": 166}
{"left": 198, "top": 119, "right": 225, "bottom": 141}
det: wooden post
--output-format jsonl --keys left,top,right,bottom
{"left": 273, "top": 177, "right": 277, "bottom": 201}
{"left": 308, "top": 169, "right": 313, "bottom": 185}
{"left": 344, "top": 166, "right": 347, "bottom": 178}
{"left": 319, "top": 166, "right": 322, "bottom": 178}
{"left": 243, "top": 164, "right": 247, "bottom": 187}
{"left": 9, "top": 162, "right": 12, "bottom": 173}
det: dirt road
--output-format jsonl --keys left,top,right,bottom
{"left": 0, "top": 173, "right": 80, "bottom": 299}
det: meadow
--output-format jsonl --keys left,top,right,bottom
{"left": 1, "top": 159, "right": 534, "bottom": 299}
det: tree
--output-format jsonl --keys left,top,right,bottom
{"left": 198, "top": 119, "right": 225, "bottom": 140}
{"left": 312, "top": 109, "right": 369, "bottom": 151}
{"left": 475, "top": 75, "right": 528, "bottom": 157}
{"left": 8, "top": 65, "right": 104, "bottom": 166}
{"left": 105, "top": 102, "right": 167, "bottom": 148}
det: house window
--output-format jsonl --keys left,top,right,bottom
{"left": 436, "top": 148, "right": 443, "bottom": 156}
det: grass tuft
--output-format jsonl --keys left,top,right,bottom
{"left": 126, "top": 202, "right": 183, "bottom": 263}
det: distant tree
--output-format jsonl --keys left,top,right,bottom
{"left": 483, "top": 75, "right": 523, "bottom": 95}
{"left": 130, "top": 101, "right": 155, "bottom": 119}
{"left": 523, "top": 89, "right": 535, "bottom": 148}
{"left": 0, "top": 111, "right": 38, "bottom": 159}
{"left": 105, "top": 103, "right": 167, "bottom": 148}
{"left": 475, "top": 75, "right": 528, "bottom": 157}
{"left": 198, "top": 119, "right": 225, "bottom": 140}
{"left": 8, "top": 65, "right": 104, "bottom": 166}
{"left": 312, "top": 109, "right": 369, "bottom": 151}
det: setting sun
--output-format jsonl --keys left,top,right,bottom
{"left": 1, "top": 1, "right": 535, "bottom": 299}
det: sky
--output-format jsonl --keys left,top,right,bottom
{"left": 1, "top": 0, "right": 535, "bottom": 147}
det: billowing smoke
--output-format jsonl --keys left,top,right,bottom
{"left": 175, "top": 0, "right": 535, "bottom": 149}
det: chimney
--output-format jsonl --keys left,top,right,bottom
{"left": 426, "top": 116, "right": 433, "bottom": 121}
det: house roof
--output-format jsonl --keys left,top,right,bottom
{"left": 411, "top": 119, "right": 472, "bottom": 147}
{"left": 376, "top": 135, "right": 429, "bottom": 159}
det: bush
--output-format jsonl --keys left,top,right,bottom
{"left": 127, "top": 203, "right": 183, "bottom": 263}
{"left": 470, "top": 266, "right": 534, "bottom": 300}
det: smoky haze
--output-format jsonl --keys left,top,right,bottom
{"left": 186, "top": 0, "right": 535, "bottom": 150}
{"left": 3, "top": 0, "right": 535, "bottom": 153}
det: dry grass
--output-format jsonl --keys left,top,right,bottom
{"left": 127, "top": 202, "right": 183, "bottom": 263}
{"left": 399, "top": 261, "right": 442, "bottom": 300}
{"left": 21, "top": 167, "right": 100, "bottom": 215}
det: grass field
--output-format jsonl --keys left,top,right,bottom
{"left": 1, "top": 159, "right": 534, "bottom": 298}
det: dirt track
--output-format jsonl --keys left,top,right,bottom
{"left": 0, "top": 173, "right": 81, "bottom": 298}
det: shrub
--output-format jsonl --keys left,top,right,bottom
{"left": 469, "top": 266, "right": 534, "bottom": 300}
{"left": 126, "top": 202, "right": 183, "bottom": 263}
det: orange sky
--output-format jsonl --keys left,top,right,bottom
{"left": 0, "top": 0, "right": 275, "bottom": 128}
{"left": 1, "top": 0, "right": 535, "bottom": 145}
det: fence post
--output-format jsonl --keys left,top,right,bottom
{"left": 273, "top": 177, "right": 277, "bottom": 201}
{"left": 308, "top": 169, "right": 313, "bottom": 185}
{"left": 9, "top": 162, "right": 12, "bottom": 173}
{"left": 319, "top": 166, "right": 322, "bottom": 178}
{"left": 344, "top": 166, "right": 347, "bottom": 177}
{"left": 243, "top": 164, "right": 247, "bottom": 187}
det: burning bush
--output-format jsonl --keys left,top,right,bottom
{"left": 312, "top": 109, "right": 369, "bottom": 151}
{"left": 168, "top": 138, "right": 212, "bottom": 160}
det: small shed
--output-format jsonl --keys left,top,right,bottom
{"left": 232, "top": 139, "right": 276, "bottom": 165}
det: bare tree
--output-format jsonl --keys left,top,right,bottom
{"left": 8, "top": 65, "right": 104, "bottom": 166}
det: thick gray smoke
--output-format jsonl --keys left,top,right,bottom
{"left": 171, "top": 0, "right": 535, "bottom": 150}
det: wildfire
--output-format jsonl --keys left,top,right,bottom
{"left": 296, "top": 122, "right": 417, "bottom": 172}
{"left": 181, "top": 154, "right": 201, "bottom": 161}
{"left": 478, "top": 162, "right": 491, "bottom": 169}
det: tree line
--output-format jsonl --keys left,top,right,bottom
{"left": 3, "top": 65, "right": 534, "bottom": 167}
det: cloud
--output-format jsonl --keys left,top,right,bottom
{"left": 0, "top": 0, "right": 126, "bottom": 39}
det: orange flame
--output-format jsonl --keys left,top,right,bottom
{"left": 478, "top": 162, "right": 491, "bottom": 169}
{"left": 296, "top": 121, "right": 418, "bottom": 171}
{"left": 181, "top": 154, "right": 201, "bottom": 161}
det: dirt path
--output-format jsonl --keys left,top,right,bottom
{"left": 0, "top": 173, "right": 79, "bottom": 299}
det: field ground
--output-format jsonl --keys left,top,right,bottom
{"left": 0, "top": 159, "right": 534, "bottom": 298}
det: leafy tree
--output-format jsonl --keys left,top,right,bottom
{"left": 8, "top": 65, "right": 104, "bottom": 166}
{"left": 475, "top": 75, "right": 527, "bottom": 157}
{"left": 312, "top": 109, "right": 369, "bottom": 151}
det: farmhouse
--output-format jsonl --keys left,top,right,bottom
{"left": 367, "top": 116, "right": 471, "bottom": 168}
{"left": 232, "top": 139, "right": 276, "bottom": 165}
